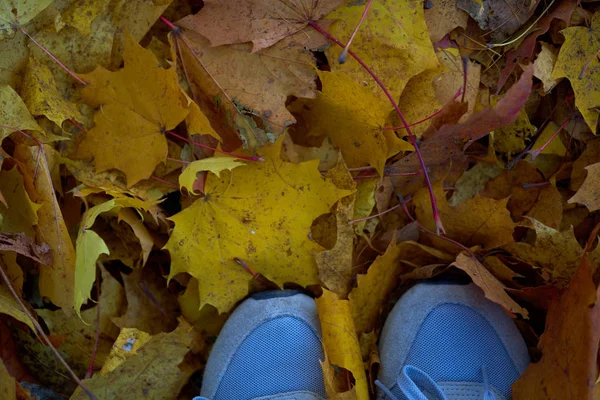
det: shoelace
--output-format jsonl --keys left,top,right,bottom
{"left": 375, "top": 365, "right": 497, "bottom": 400}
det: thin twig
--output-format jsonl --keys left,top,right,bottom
{"left": 309, "top": 21, "right": 446, "bottom": 234}
{"left": 0, "top": 257, "right": 97, "bottom": 400}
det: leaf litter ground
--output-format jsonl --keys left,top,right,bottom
{"left": 0, "top": 0, "right": 599, "bottom": 399}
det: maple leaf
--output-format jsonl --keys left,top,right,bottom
{"left": 21, "top": 57, "right": 83, "bottom": 127}
{"left": 349, "top": 239, "right": 406, "bottom": 334}
{"left": 0, "top": 0, "right": 53, "bottom": 40}
{"left": 316, "top": 289, "right": 369, "bottom": 399}
{"left": 415, "top": 183, "right": 517, "bottom": 253}
{"left": 0, "top": 167, "right": 40, "bottom": 238}
{"left": 75, "top": 34, "right": 209, "bottom": 187}
{"left": 290, "top": 71, "right": 406, "bottom": 175}
{"left": 176, "top": 0, "right": 345, "bottom": 52}
{"left": 0, "top": 85, "right": 42, "bottom": 142}
{"left": 70, "top": 322, "right": 193, "bottom": 400}
{"left": 179, "top": 156, "right": 246, "bottom": 194}
{"left": 324, "top": 0, "right": 439, "bottom": 101}
{"left": 451, "top": 253, "right": 528, "bottom": 318}
{"left": 513, "top": 255, "right": 600, "bottom": 399}
{"left": 0, "top": 283, "right": 35, "bottom": 331}
{"left": 172, "top": 28, "right": 318, "bottom": 148}
{"left": 164, "top": 138, "right": 352, "bottom": 313}
{"left": 569, "top": 162, "right": 600, "bottom": 212}
{"left": 552, "top": 11, "right": 600, "bottom": 134}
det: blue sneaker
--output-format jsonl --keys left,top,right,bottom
{"left": 195, "top": 291, "right": 327, "bottom": 400}
{"left": 375, "top": 282, "right": 530, "bottom": 400}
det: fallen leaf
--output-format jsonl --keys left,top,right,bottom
{"left": 552, "top": 12, "right": 600, "bottom": 133}
{"left": 98, "top": 264, "right": 124, "bottom": 340}
{"left": 568, "top": 163, "right": 600, "bottom": 212}
{"left": 60, "top": 0, "right": 111, "bottom": 35}
{"left": 390, "top": 65, "right": 534, "bottom": 194}
{"left": 349, "top": 240, "right": 404, "bottom": 334}
{"left": 424, "top": 0, "right": 469, "bottom": 43}
{"left": 325, "top": 0, "right": 439, "bottom": 101}
{"left": 173, "top": 28, "right": 317, "bottom": 148}
{"left": 433, "top": 48, "right": 480, "bottom": 122}
{"left": 451, "top": 253, "right": 528, "bottom": 318}
{"left": 0, "top": 233, "right": 51, "bottom": 265}
{"left": 117, "top": 209, "right": 154, "bottom": 266}
{"left": 179, "top": 156, "right": 246, "bottom": 194}
{"left": 14, "top": 145, "right": 75, "bottom": 310}
{"left": 98, "top": 327, "right": 151, "bottom": 376}
{"left": 0, "top": 357, "right": 16, "bottom": 400}
{"left": 415, "top": 183, "right": 516, "bottom": 253}
{"left": 0, "top": 167, "right": 41, "bottom": 238}
{"left": 76, "top": 34, "right": 194, "bottom": 186}
{"left": 37, "top": 306, "right": 113, "bottom": 373}
{"left": 21, "top": 57, "right": 82, "bottom": 128}
{"left": 290, "top": 71, "right": 396, "bottom": 174}
{"left": 112, "top": 266, "right": 179, "bottom": 335}
{"left": 71, "top": 321, "right": 193, "bottom": 400}
{"left": 165, "top": 138, "right": 351, "bottom": 313}
{"left": 176, "top": 0, "right": 344, "bottom": 52}
{"left": 0, "top": 30, "right": 28, "bottom": 88}
{"left": 531, "top": 121, "right": 567, "bottom": 157}
{"left": 503, "top": 219, "right": 593, "bottom": 284}
{"left": 513, "top": 255, "right": 600, "bottom": 399}
{"left": 533, "top": 42, "right": 561, "bottom": 94}
{"left": 1, "top": 252, "right": 24, "bottom": 295}
{"left": 0, "top": 85, "right": 42, "bottom": 142}
{"left": 496, "top": 0, "right": 577, "bottom": 92}
{"left": 0, "top": 0, "right": 53, "bottom": 40}
{"left": 316, "top": 289, "right": 369, "bottom": 400}
{"left": 320, "top": 352, "right": 358, "bottom": 400}
{"left": 457, "top": 0, "right": 536, "bottom": 42}
{"left": 316, "top": 201, "right": 355, "bottom": 298}
{"left": 74, "top": 230, "right": 109, "bottom": 316}
{"left": 0, "top": 284, "right": 34, "bottom": 331}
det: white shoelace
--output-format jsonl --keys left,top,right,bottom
{"left": 375, "top": 365, "right": 496, "bottom": 400}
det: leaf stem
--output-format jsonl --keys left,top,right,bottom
{"left": 528, "top": 118, "right": 571, "bottom": 160}
{"left": 0, "top": 256, "right": 97, "bottom": 400}
{"left": 309, "top": 21, "right": 445, "bottom": 234}
{"left": 338, "top": 0, "right": 373, "bottom": 64}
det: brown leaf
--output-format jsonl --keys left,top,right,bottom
{"left": 415, "top": 183, "right": 517, "bottom": 253}
{"left": 452, "top": 253, "right": 528, "bottom": 318}
{"left": 176, "top": 0, "right": 345, "bottom": 52}
{"left": 112, "top": 267, "right": 179, "bottom": 335}
{"left": 569, "top": 162, "right": 600, "bottom": 212}
{"left": 173, "top": 28, "right": 319, "bottom": 148}
{"left": 0, "top": 233, "right": 51, "bottom": 265}
{"left": 496, "top": 0, "right": 578, "bottom": 92}
{"left": 391, "top": 65, "right": 534, "bottom": 194}
{"left": 513, "top": 255, "right": 600, "bottom": 400}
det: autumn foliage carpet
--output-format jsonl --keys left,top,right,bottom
{"left": 0, "top": 0, "right": 600, "bottom": 399}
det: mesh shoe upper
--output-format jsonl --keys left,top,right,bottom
{"left": 377, "top": 282, "right": 530, "bottom": 400}
{"left": 199, "top": 291, "right": 327, "bottom": 400}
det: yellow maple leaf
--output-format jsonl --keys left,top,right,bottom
{"left": 179, "top": 156, "right": 246, "bottom": 194}
{"left": 164, "top": 137, "right": 352, "bottom": 313}
{"left": 76, "top": 34, "right": 206, "bottom": 187}
{"left": 324, "top": 0, "right": 439, "bottom": 100}
{"left": 21, "top": 57, "right": 83, "bottom": 127}
{"left": 0, "top": 167, "right": 41, "bottom": 238}
{"left": 71, "top": 321, "right": 193, "bottom": 400}
{"left": 316, "top": 289, "right": 369, "bottom": 400}
{"left": 0, "top": 284, "right": 34, "bottom": 331}
{"left": 552, "top": 12, "right": 600, "bottom": 134}
{"left": 0, "top": 85, "right": 42, "bottom": 142}
{"left": 60, "top": 0, "right": 111, "bottom": 35}
{"left": 415, "top": 182, "right": 517, "bottom": 253}
{"left": 291, "top": 71, "right": 394, "bottom": 174}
